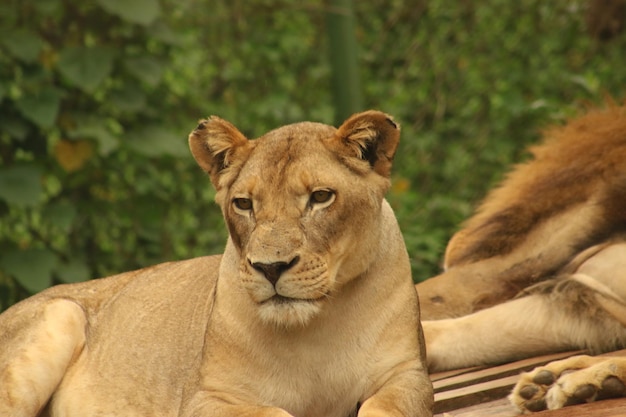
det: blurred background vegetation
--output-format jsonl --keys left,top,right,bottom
{"left": 1, "top": 0, "right": 626, "bottom": 311}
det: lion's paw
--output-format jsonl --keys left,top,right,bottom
{"left": 509, "top": 368, "right": 555, "bottom": 412}
{"left": 509, "top": 355, "right": 626, "bottom": 413}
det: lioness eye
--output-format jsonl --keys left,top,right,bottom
{"left": 233, "top": 198, "right": 253, "bottom": 210}
{"left": 310, "top": 190, "right": 333, "bottom": 204}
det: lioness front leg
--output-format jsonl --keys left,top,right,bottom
{"left": 357, "top": 361, "right": 433, "bottom": 417}
{"left": 510, "top": 355, "right": 626, "bottom": 412}
{"left": 0, "top": 298, "right": 86, "bottom": 417}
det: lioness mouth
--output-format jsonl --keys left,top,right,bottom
{"left": 265, "top": 295, "right": 321, "bottom": 305}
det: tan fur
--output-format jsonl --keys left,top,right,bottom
{"left": 511, "top": 355, "right": 626, "bottom": 411}
{"left": 0, "top": 112, "right": 432, "bottom": 417}
{"left": 419, "top": 104, "right": 626, "bottom": 319}
{"left": 415, "top": 104, "right": 626, "bottom": 412}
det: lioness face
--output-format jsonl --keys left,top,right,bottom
{"left": 226, "top": 126, "right": 388, "bottom": 327}
{"left": 189, "top": 112, "right": 400, "bottom": 327}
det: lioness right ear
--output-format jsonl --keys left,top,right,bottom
{"left": 188, "top": 116, "right": 252, "bottom": 189}
{"left": 330, "top": 110, "right": 400, "bottom": 177}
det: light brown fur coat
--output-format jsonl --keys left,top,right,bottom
{"left": 0, "top": 112, "right": 433, "bottom": 417}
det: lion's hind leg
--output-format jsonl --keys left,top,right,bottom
{"left": 0, "top": 297, "right": 87, "bottom": 417}
{"left": 510, "top": 355, "right": 626, "bottom": 412}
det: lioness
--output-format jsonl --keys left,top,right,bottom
{"left": 0, "top": 111, "right": 433, "bottom": 417}
{"left": 417, "top": 104, "right": 626, "bottom": 412}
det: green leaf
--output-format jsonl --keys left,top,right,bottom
{"left": 0, "top": 117, "right": 29, "bottom": 141}
{"left": 0, "top": 4, "right": 17, "bottom": 23}
{"left": 0, "top": 200, "right": 8, "bottom": 217}
{"left": 108, "top": 85, "right": 147, "bottom": 113}
{"left": 133, "top": 196, "right": 166, "bottom": 228}
{"left": 125, "top": 125, "right": 188, "bottom": 157}
{"left": 569, "top": 74, "right": 600, "bottom": 95}
{"left": 0, "top": 248, "right": 58, "bottom": 293}
{"left": 55, "top": 259, "right": 90, "bottom": 284}
{"left": 69, "top": 119, "right": 120, "bottom": 156}
{"left": 0, "top": 29, "right": 43, "bottom": 63}
{"left": 124, "top": 56, "right": 163, "bottom": 86}
{"left": 96, "top": 0, "right": 161, "bottom": 25}
{"left": 14, "top": 86, "right": 62, "bottom": 128}
{"left": 57, "top": 46, "right": 115, "bottom": 92}
{"left": 45, "top": 201, "right": 77, "bottom": 232}
{"left": 147, "top": 21, "right": 184, "bottom": 45}
{"left": 33, "top": 0, "right": 62, "bottom": 15}
{"left": 0, "top": 164, "right": 43, "bottom": 207}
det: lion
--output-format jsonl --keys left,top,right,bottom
{"left": 416, "top": 104, "right": 626, "bottom": 412}
{"left": 0, "top": 111, "right": 433, "bottom": 417}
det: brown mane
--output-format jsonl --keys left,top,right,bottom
{"left": 445, "top": 104, "right": 626, "bottom": 268}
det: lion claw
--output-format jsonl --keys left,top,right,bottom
{"left": 518, "top": 384, "right": 539, "bottom": 400}
{"left": 532, "top": 370, "right": 555, "bottom": 385}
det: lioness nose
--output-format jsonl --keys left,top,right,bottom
{"left": 251, "top": 256, "right": 300, "bottom": 286}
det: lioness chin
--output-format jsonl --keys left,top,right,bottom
{"left": 0, "top": 111, "right": 433, "bottom": 417}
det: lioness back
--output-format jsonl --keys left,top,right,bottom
{"left": 0, "top": 111, "right": 433, "bottom": 417}
{"left": 0, "top": 256, "right": 220, "bottom": 415}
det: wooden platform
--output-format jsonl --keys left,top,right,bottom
{"left": 431, "top": 349, "right": 626, "bottom": 417}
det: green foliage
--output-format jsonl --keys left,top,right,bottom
{"left": 97, "top": 0, "right": 162, "bottom": 25}
{"left": 1, "top": 0, "right": 626, "bottom": 310}
{"left": 0, "top": 0, "right": 227, "bottom": 306}
{"left": 357, "top": 0, "right": 626, "bottom": 280}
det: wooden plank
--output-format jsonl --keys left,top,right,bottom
{"left": 434, "top": 397, "right": 519, "bottom": 417}
{"left": 437, "top": 398, "right": 626, "bottom": 417}
{"left": 433, "top": 349, "right": 626, "bottom": 416}
{"left": 430, "top": 365, "right": 486, "bottom": 383}
{"left": 532, "top": 398, "right": 626, "bottom": 417}
{"left": 434, "top": 374, "right": 520, "bottom": 414}
{"left": 601, "top": 348, "right": 626, "bottom": 358}
{"left": 432, "top": 350, "right": 585, "bottom": 393}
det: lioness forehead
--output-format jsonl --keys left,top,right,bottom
{"left": 252, "top": 121, "right": 337, "bottom": 155}
{"left": 239, "top": 121, "right": 340, "bottom": 185}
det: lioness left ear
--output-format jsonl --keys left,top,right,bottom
{"left": 188, "top": 116, "right": 252, "bottom": 190}
{"left": 331, "top": 110, "right": 400, "bottom": 177}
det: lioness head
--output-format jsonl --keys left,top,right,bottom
{"left": 189, "top": 111, "right": 400, "bottom": 327}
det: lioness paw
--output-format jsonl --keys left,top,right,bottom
{"left": 510, "top": 355, "right": 626, "bottom": 412}
{"left": 509, "top": 370, "right": 553, "bottom": 412}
